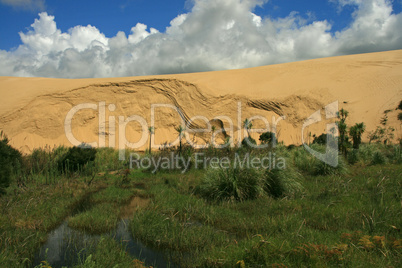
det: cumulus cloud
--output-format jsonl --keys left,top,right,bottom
{"left": 0, "top": 0, "right": 401, "bottom": 78}
{"left": 0, "top": 0, "right": 45, "bottom": 11}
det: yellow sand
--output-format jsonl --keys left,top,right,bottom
{"left": 1, "top": 50, "right": 401, "bottom": 153}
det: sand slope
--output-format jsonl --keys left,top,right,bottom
{"left": 1, "top": 50, "right": 401, "bottom": 153}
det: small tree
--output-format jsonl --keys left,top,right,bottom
{"left": 58, "top": 144, "right": 97, "bottom": 174}
{"left": 148, "top": 126, "right": 154, "bottom": 154}
{"left": 175, "top": 125, "right": 185, "bottom": 155}
{"left": 349, "top": 122, "right": 365, "bottom": 149}
{"left": 242, "top": 118, "right": 254, "bottom": 148}
{"left": 312, "top": 133, "right": 327, "bottom": 145}
{"left": 211, "top": 125, "right": 216, "bottom": 147}
{"left": 243, "top": 119, "right": 253, "bottom": 137}
{"left": 337, "top": 108, "right": 350, "bottom": 155}
{"left": 259, "top": 131, "right": 275, "bottom": 146}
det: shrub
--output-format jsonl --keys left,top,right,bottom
{"left": 293, "top": 146, "right": 348, "bottom": 176}
{"left": 357, "top": 144, "right": 378, "bottom": 164}
{"left": 264, "top": 166, "right": 303, "bottom": 198}
{"left": 313, "top": 134, "right": 327, "bottom": 145}
{"left": 198, "top": 165, "right": 263, "bottom": 202}
{"left": 313, "top": 153, "right": 348, "bottom": 176}
{"left": 58, "top": 144, "right": 97, "bottom": 173}
{"left": 348, "top": 149, "right": 359, "bottom": 165}
{"left": 241, "top": 137, "right": 257, "bottom": 148}
{"left": 259, "top": 132, "right": 275, "bottom": 145}
{"left": 0, "top": 132, "right": 22, "bottom": 194}
{"left": 349, "top": 122, "right": 365, "bottom": 149}
{"left": 390, "top": 145, "right": 401, "bottom": 164}
{"left": 293, "top": 146, "right": 318, "bottom": 174}
{"left": 371, "top": 151, "right": 387, "bottom": 165}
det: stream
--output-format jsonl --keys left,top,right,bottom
{"left": 31, "top": 219, "right": 177, "bottom": 268}
{"left": 31, "top": 194, "right": 178, "bottom": 268}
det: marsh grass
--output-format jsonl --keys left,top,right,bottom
{"left": 73, "top": 236, "right": 147, "bottom": 268}
{"left": 197, "top": 165, "right": 264, "bottom": 202}
{"left": 1, "top": 144, "right": 401, "bottom": 267}
{"left": 0, "top": 179, "right": 95, "bottom": 267}
{"left": 90, "top": 186, "right": 134, "bottom": 204}
{"left": 127, "top": 162, "right": 401, "bottom": 267}
{"left": 68, "top": 186, "right": 137, "bottom": 234}
{"left": 68, "top": 203, "right": 120, "bottom": 234}
{"left": 264, "top": 165, "right": 303, "bottom": 198}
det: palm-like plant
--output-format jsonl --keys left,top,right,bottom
{"left": 349, "top": 122, "right": 365, "bottom": 149}
{"left": 175, "top": 125, "right": 185, "bottom": 154}
{"left": 337, "top": 108, "right": 349, "bottom": 155}
{"left": 148, "top": 126, "right": 154, "bottom": 154}
{"left": 211, "top": 125, "right": 216, "bottom": 147}
{"left": 243, "top": 118, "right": 253, "bottom": 137}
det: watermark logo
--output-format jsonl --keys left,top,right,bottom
{"left": 301, "top": 101, "right": 339, "bottom": 167}
{"left": 64, "top": 100, "right": 340, "bottom": 168}
{"left": 129, "top": 152, "right": 286, "bottom": 174}
{"left": 64, "top": 101, "right": 284, "bottom": 160}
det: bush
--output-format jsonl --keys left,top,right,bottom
{"left": 259, "top": 132, "right": 275, "bottom": 145}
{"left": 293, "top": 146, "right": 318, "bottom": 174}
{"left": 390, "top": 145, "right": 401, "bottom": 164}
{"left": 58, "top": 144, "right": 97, "bottom": 173}
{"left": 313, "top": 153, "right": 348, "bottom": 176}
{"left": 293, "top": 146, "right": 348, "bottom": 176}
{"left": 0, "top": 132, "right": 22, "bottom": 194}
{"left": 358, "top": 144, "right": 376, "bottom": 163}
{"left": 371, "top": 151, "right": 387, "bottom": 165}
{"left": 264, "top": 166, "right": 303, "bottom": 198}
{"left": 312, "top": 134, "right": 327, "bottom": 145}
{"left": 348, "top": 149, "right": 359, "bottom": 165}
{"left": 198, "top": 165, "right": 263, "bottom": 202}
{"left": 241, "top": 137, "right": 257, "bottom": 148}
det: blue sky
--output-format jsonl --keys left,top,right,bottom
{"left": 0, "top": 0, "right": 401, "bottom": 78}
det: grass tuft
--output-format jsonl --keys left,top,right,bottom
{"left": 197, "top": 165, "right": 263, "bottom": 202}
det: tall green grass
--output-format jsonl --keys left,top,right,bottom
{"left": 197, "top": 165, "right": 264, "bottom": 202}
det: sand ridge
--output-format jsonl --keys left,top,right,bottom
{"left": 0, "top": 50, "right": 401, "bottom": 153}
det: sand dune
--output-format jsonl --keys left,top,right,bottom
{"left": 1, "top": 50, "right": 401, "bottom": 153}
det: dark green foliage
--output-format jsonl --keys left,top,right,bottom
{"left": 313, "top": 152, "right": 348, "bottom": 176}
{"left": 371, "top": 151, "right": 387, "bottom": 165}
{"left": 349, "top": 122, "right": 365, "bottom": 149}
{"left": 198, "top": 165, "right": 263, "bottom": 202}
{"left": 58, "top": 144, "right": 97, "bottom": 173}
{"left": 348, "top": 149, "right": 359, "bottom": 165}
{"left": 312, "top": 133, "right": 327, "bottom": 145}
{"left": 175, "top": 125, "right": 185, "bottom": 155}
{"left": 398, "top": 112, "right": 402, "bottom": 121}
{"left": 398, "top": 100, "right": 402, "bottom": 110}
{"left": 337, "top": 108, "right": 350, "bottom": 156}
{"left": 264, "top": 167, "right": 302, "bottom": 198}
{"left": 259, "top": 132, "right": 275, "bottom": 145}
{"left": 241, "top": 137, "right": 256, "bottom": 148}
{"left": 0, "top": 132, "right": 22, "bottom": 194}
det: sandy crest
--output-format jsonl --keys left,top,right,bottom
{"left": 0, "top": 50, "right": 401, "bottom": 153}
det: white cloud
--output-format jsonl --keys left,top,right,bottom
{"left": 0, "top": 0, "right": 401, "bottom": 78}
{"left": 0, "top": 0, "right": 45, "bottom": 11}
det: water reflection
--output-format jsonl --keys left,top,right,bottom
{"left": 32, "top": 219, "right": 177, "bottom": 268}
